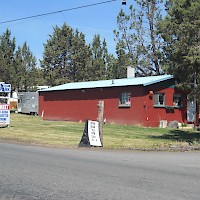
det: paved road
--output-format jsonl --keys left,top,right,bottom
{"left": 0, "top": 143, "right": 200, "bottom": 200}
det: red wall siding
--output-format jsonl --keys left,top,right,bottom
{"left": 39, "top": 85, "right": 145, "bottom": 126}
{"left": 142, "top": 81, "right": 187, "bottom": 126}
{"left": 39, "top": 80, "right": 187, "bottom": 127}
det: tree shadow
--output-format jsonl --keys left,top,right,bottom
{"left": 150, "top": 130, "right": 200, "bottom": 143}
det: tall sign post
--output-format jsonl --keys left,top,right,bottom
{"left": 0, "top": 83, "right": 11, "bottom": 127}
{"left": 97, "top": 101, "right": 104, "bottom": 147}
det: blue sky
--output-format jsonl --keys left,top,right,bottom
{"left": 0, "top": 0, "right": 132, "bottom": 63}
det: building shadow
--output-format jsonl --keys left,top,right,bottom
{"left": 150, "top": 130, "right": 200, "bottom": 143}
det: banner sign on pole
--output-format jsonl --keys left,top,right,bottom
{"left": 0, "top": 84, "right": 11, "bottom": 92}
{"left": 88, "top": 120, "right": 102, "bottom": 147}
{"left": 0, "top": 106, "right": 10, "bottom": 125}
{"left": 0, "top": 83, "right": 11, "bottom": 126}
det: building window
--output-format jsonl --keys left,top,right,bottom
{"left": 173, "top": 94, "right": 183, "bottom": 107}
{"left": 119, "top": 92, "right": 131, "bottom": 107}
{"left": 154, "top": 93, "right": 165, "bottom": 106}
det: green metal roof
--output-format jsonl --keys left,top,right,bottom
{"left": 40, "top": 75, "right": 173, "bottom": 92}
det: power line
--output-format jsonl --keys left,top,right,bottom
{"left": 0, "top": 0, "right": 118, "bottom": 25}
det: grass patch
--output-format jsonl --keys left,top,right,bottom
{"left": 0, "top": 113, "right": 200, "bottom": 150}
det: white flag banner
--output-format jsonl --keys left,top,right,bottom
{"left": 88, "top": 120, "right": 102, "bottom": 147}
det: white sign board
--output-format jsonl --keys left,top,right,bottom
{"left": 88, "top": 120, "right": 102, "bottom": 147}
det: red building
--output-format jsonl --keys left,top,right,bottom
{"left": 39, "top": 75, "right": 189, "bottom": 127}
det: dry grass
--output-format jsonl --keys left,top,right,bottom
{"left": 0, "top": 113, "right": 83, "bottom": 147}
{"left": 0, "top": 113, "right": 200, "bottom": 150}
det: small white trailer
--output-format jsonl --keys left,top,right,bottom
{"left": 18, "top": 92, "right": 38, "bottom": 115}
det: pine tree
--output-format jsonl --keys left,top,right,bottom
{"left": 113, "top": 40, "right": 128, "bottom": 78}
{"left": 90, "top": 34, "right": 114, "bottom": 80}
{"left": 0, "top": 29, "right": 16, "bottom": 85}
{"left": 41, "top": 24, "right": 72, "bottom": 86}
{"left": 69, "top": 30, "right": 91, "bottom": 82}
{"left": 158, "top": 0, "right": 200, "bottom": 100}
{"left": 21, "top": 42, "right": 38, "bottom": 91}
{"left": 41, "top": 23, "right": 91, "bottom": 86}
{"left": 114, "top": 1, "right": 164, "bottom": 76}
{"left": 0, "top": 29, "right": 38, "bottom": 91}
{"left": 14, "top": 46, "right": 25, "bottom": 90}
{"left": 13, "top": 42, "right": 38, "bottom": 91}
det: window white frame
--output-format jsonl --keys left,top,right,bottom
{"left": 119, "top": 92, "right": 131, "bottom": 107}
{"left": 154, "top": 93, "right": 165, "bottom": 106}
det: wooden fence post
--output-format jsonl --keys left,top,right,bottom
{"left": 98, "top": 101, "right": 104, "bottom": 146}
